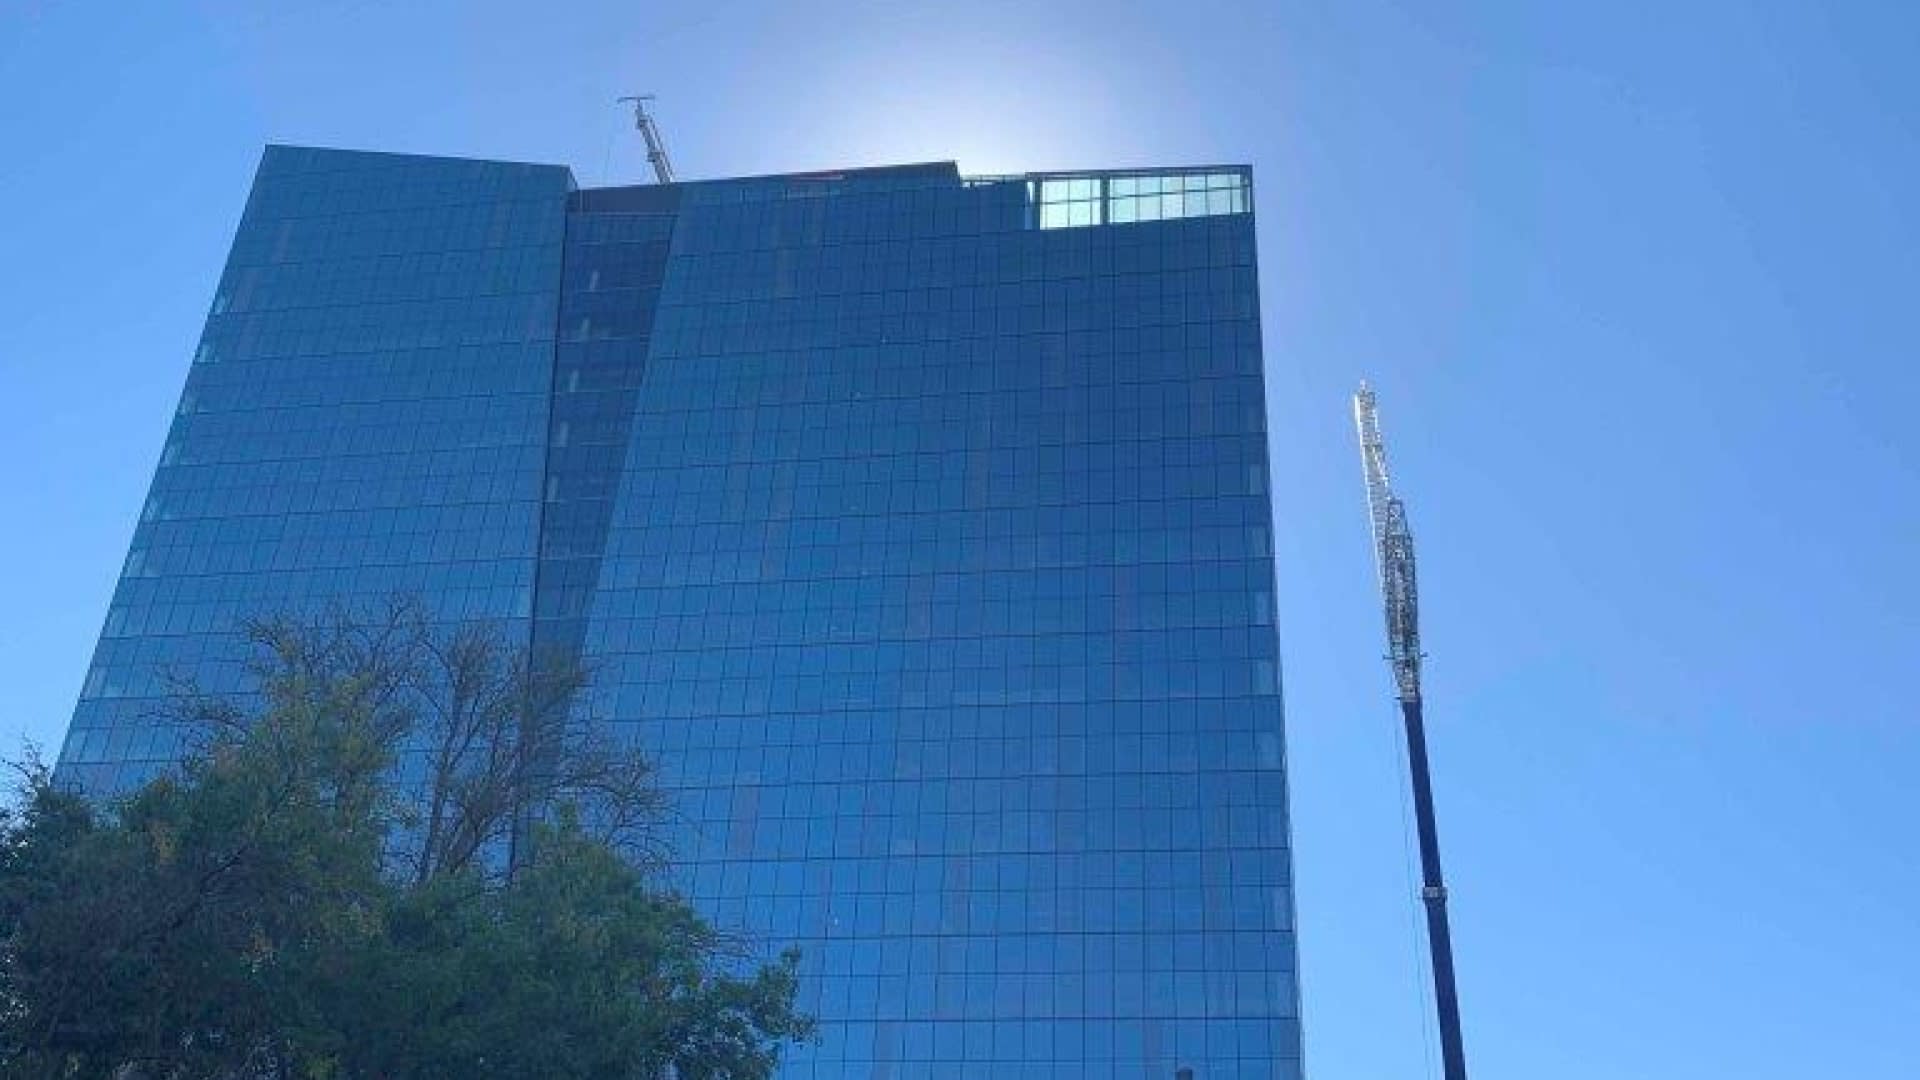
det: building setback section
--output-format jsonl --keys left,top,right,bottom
{"left": 59, "top": 144, "right": 1300, "bottom": 1080}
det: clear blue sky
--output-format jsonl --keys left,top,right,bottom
{"left": 3, "top": 1, "right": 1916, "bottom": 1075}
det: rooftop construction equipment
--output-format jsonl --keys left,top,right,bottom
{"left": 616, "top": 94, "right": 676, "bottom": 184}
{"left": 1354, "top": 381, "right": 1469, "bottom": 1080}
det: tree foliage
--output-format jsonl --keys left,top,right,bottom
{"left": 0, "top": 607, "right": 810, "bottom": 1079}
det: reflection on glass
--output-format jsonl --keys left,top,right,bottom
{"left": 1031, "top": 169, "right": 1251, "bottom": 230}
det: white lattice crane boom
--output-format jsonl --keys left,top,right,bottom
{"left": 1353, "top": 381, "right": 1423, "bottom": 702}
{"left": 616, "top": 95, "right": 676, "bottom": 184}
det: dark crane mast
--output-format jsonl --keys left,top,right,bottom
{"left": 1353, "top": 382, "right": 1468, "bottom": 1080}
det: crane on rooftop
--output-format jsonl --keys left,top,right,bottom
{"left": 616, "top": 94, "right": 676, "bottom": 184}
{"left": 1354, "top": 381, "right": 1470, "bottom": 1080}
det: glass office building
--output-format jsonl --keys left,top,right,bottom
{"left": 58, "top": 146, "right": 1300, "bottom": 1079}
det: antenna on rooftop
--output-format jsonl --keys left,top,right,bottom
{"left": 616, "top": 94, "right": 676, "bottom": 184}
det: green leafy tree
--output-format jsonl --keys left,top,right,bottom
{"left": 0, "top": 606, "right": 811, "bottom": 1079}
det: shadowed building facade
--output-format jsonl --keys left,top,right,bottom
{"left": 58, "top": 146, "right": 1301, "bottom": 1079}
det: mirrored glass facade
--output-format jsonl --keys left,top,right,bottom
{"left": 58, "top": 147, "right": 1300, "bottom": 1079}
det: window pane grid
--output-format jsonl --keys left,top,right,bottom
{"left": 1034, "top": 170, "right": 1251, "bottom": 230}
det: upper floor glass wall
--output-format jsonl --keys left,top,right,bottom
{"left": 1027, "top": 169, "right": 1253, "bottom": 230}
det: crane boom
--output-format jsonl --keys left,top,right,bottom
{"left": 1353, "top": 381, "right": 1468, "bottom": 1080}
{"left": 1354, "top": 382, "right": 1422, "bottom": 703}
{"left": 617, "top": 95, "right": 676, "bottom": 184}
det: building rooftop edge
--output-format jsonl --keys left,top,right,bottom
{"left": 261, "top": 142, "right": 575, "bottom": 174}
{"left": 259, "top": 144, "right": 1253, "bottom": 188}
